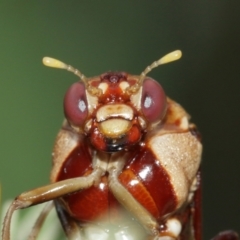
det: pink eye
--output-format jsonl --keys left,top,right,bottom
{"left": 141, "top": 78, "right": 167, "bottom": 122}
{"left": 64, "top": 82, "right": 88, "bottom": 126}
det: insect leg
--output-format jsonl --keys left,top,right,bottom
{"left": 108, "top": 168, "right": 159, "bottom": 237}
{"left": 2, "top": 168, "right": 103, "bottom": 240}
{"left": 109, "top": 167, "right": 183, "bottom": 239}
{"left": 27, "top": 201, "right": 54, "bottom": 240}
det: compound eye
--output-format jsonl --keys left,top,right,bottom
{"left": 64, "top": 82, "right": 88, "bottom": 126}
{"left": 141, "top": 78, "right": 167, "bottom": 122}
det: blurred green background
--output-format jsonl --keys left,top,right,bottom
{"left": 0, "top": 1, "right": 239, "bottom": 239}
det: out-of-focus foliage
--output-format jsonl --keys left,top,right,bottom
{"left": 0, "top": 201, "right": 64, "bottom": 240}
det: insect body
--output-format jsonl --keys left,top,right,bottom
{"left": 2, "top": 51, "right": 203, "bottom": 240}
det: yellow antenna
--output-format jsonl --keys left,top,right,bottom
{"left": 126, "top": 50, "right": 182, "bottom": 94}
{"left": 42, "top": 57, "right": 87, "bottom": 84}
{"left": 139, "top": 50, "right": 182, "bottom": 83}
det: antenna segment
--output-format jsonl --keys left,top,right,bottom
{"left": 139, "top": 50, "right": 182, "bottom": 83}
{"left": 42, "top": 57, "right": 87, "bottom": 83}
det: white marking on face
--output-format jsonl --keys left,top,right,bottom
{"left": 85, "top": 90, "right": 98, "bottom": 114}
{"left": 99, "top": 119, "right": 131, "bottom": 138}
{"left": 98, "top": 82, "right": 108, "bottom": 94}
{"left": 119, "top": 81, "right": 130, "bottom": 91}
{"left": 130, "top": 85, "right": 142, "bottom": 110}
{"left": 96, "top": 104, "right": 134, "bottom": 122}
{"left": 84, "top": 119, "right": 92, "bottom": 132}
{"left": 138, "top": 116, "right": 146, "bottom": 129}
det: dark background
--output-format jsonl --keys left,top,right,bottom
{"left": 0, "top": 1, "right": 239, "bottom": 239}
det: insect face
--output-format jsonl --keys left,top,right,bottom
{"left": 63, "top": 71, "right": 167, "bottom": 152}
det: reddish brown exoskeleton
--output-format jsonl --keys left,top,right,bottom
{"left": 2, "top": 51, "right": 238, "bottom": 240}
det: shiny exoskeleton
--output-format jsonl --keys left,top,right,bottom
{"left": 2, "top": 51, "right": 238, "bottom": 240}
{"left": 53, "top": 73, "right": 202, "bottom": 240}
